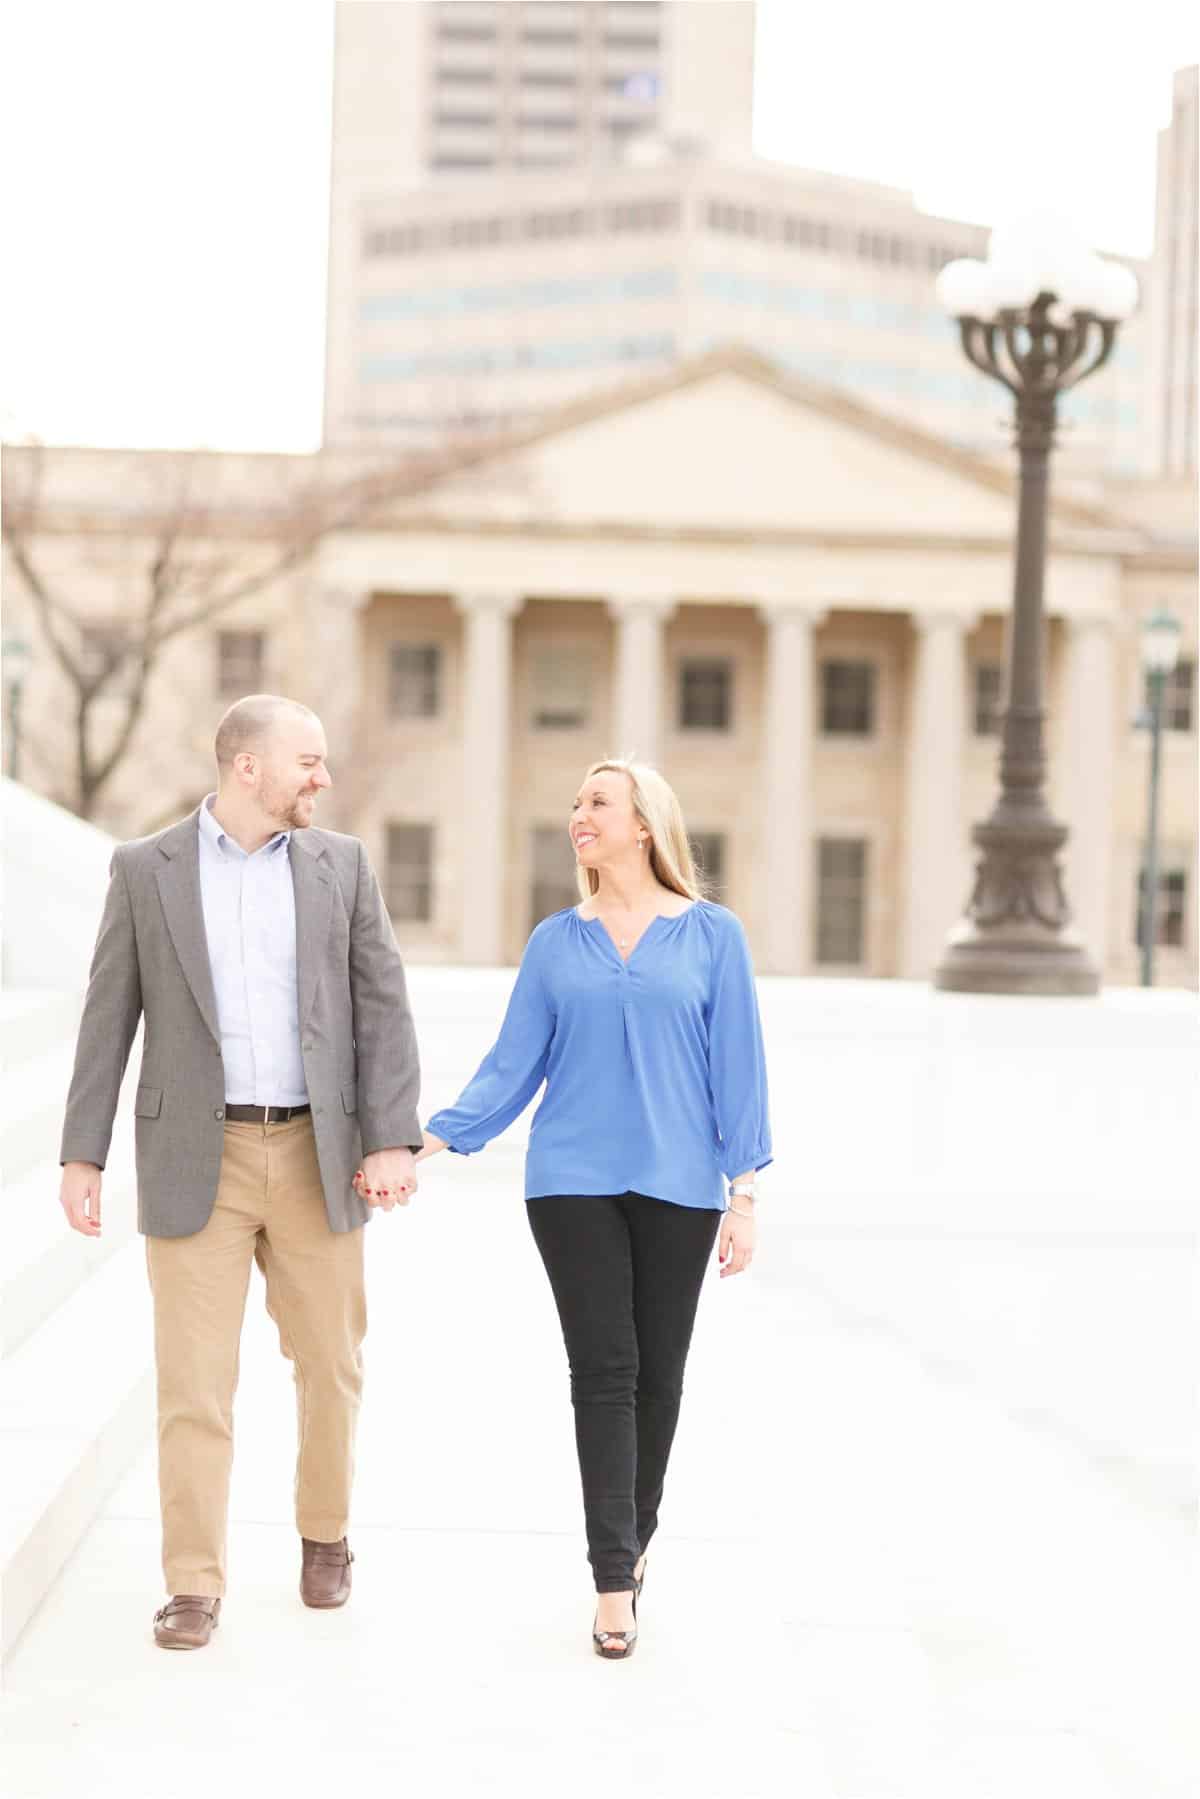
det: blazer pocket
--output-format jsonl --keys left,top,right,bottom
{"left": 135, "top": 1084, "right": 163, "bottom": 1118}
{"left": 340, "top": 1083, "right": 358, "bottom": 1115}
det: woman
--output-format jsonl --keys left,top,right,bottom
{"left": 355, "top": 757, "right": 772, "bottom": 1659}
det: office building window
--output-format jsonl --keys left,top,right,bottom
{"left": 389, "top": 644, "right": 441, "bottom": 719}
{"left": 433, "top": 110, "right": 497, "bottom": 129}
{"left": 532, "top": 646, "right": 590, "bottom": 729}
{"left": 973, "top": 662, "right": 1004, "bottom": 735}
{"left": 689, "top": 831, "right": 726, "bottom": 904}
{"left": 385, "top": 823, "right": 433, "bottom": 922}
{"left": 679, "top": 658, "right": 733, "bottom": 730}
{"left": 435, "top": 23, "right": 498, "bottom": 44}
{"left": 531, "top": 826, "right": 578, "bottom": 928}
{"left": 434, "top": 66, "right": 498, "bottom": 86}
{"left": 821, "top": 660, "right": 875, "bottom": 735}
{"left": 816, "top": 838, "right": 868, "bottom": 965}
{"left": 215, "top": 629, "right": 265, "bottom": 700}
{"left": 1143, "top": 657, "right": 1195, "bottom": 732}
{"left": 1134, "top": 866, "right": 1188, "bottom": 950}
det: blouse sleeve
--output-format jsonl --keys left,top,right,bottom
{"left": 705, "top": 911, "right": 774, "bottom": 1180}
{"left": 424, "top": 929, "right": 556, "bottom": 1155}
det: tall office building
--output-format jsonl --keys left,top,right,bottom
{"left": 1146, "top": 65, "right": 1198, "bottom": 477}
{"left": 325, "top": 0, "right": 755, "bottom": 435}
{"left": 323, "top": 0, "right": 1146, "bottom": 476}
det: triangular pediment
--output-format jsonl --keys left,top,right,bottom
{"left": 379, "top": 346, "right": 1113, "bottom": 541}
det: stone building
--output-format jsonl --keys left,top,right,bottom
{"left": 4, "top": 348, "right": 1196, "bottom": 985}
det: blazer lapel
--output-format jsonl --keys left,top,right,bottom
{"left": 154, "top": 811, "right": 221, "bottom": 1045}
{"left": 291, "top": 831, "right": 334, "bottom": 1032}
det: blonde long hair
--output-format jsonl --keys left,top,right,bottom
{"left": 574, "top": 755, "right": 712, "bottom": 904}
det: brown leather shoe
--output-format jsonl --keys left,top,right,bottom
{"left": 300, "top": 1536, "right": 354, "bottom": 1608}
{"left": 153, "top": 1594, "right": 221, "bottom": 1649}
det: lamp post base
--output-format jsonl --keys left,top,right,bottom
{"left": 933, "top": 921, "right": 1101, "bottom": 995}
{"left": 932, "top": 813, "right": 1101, "bottom": 995}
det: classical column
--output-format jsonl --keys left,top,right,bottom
{"left": 901, "top": 610, "right": 976, "bottom": 978}
{"left": 453, "top": 590, "right": 523, "bottom": 965}
{"left": 310, "top": 586, "right": 369, "bottom": 831}
{"left": 1060, "top": 615, "right": 1116, "bottom": 977}
{"left": 757, "top": 602, "right": 826, "bottom": 975}
{"left": 605, "top": 594, "right": 678, "bottom": 766}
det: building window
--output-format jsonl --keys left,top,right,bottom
{"left": 80, "top": 622, "right": 139, "bottom": 699}
{"left": 1143, "top": 657, "right": 1196, "bottom": 732}
{"left": 689, "top": 830, "right": 726, "bottom": 904}
{"left": 679, "top": 658, "right": 733, "bottom": 730}
{"left": 820, "top": 660, "right": 875, "bottom": 735}
{"left": 1134, "top": 865, "right": 1188, "bottom": 950}
{"left": 973, "top": 662, "right": 1004, "bottom": 735}
{"left": 434, "top": 65, "right": 498, "bottom": 86}
{"left": 531, "top": 825, "right": 578, "bottom": 928}
{"left": 433, "top": 110, "right": 497, "bottom": 129}
{"left": 385, "top": 823, "right": 433, "bottom": 922}
{"left": 435, "top": 23, "right": 498, "bottom": 43}
{"left": 215, "top": 629, "right": 265, "bottom": 700}
{"left": 516, "top": 113, "right": 578, "bottom": 132}
{"left": 532, "top": 646, "right": 590, "bottom": 729}
{"left": 389, "top": 643, "right": 441, "bottom": 719}
{"left": 816, "top": 838, "right": 868, "bottom": 965}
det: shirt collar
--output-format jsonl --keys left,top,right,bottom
{"left": 200, "top": 793, "right": 290, "bottom": 858}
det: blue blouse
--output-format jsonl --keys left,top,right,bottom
{"left": 424, "top": 899, "right": 773, "bottom": 1211}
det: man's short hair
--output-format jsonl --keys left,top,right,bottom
{"left": 214, "top": 695, "right": 318, "bottom": 770}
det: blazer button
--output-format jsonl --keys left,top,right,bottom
{"left": 214, "top": 1108, "right": 224, "bottom": 1120}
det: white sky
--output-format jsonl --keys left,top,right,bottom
{"left": 1, "top": 0, "right": 1196, "bottom": 452}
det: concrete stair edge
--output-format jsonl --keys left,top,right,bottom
{"left": 0, "top": 1240, "right": 155, "bottom": 1662}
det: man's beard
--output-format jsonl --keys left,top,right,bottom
{"left": 262, "top": 780, "right": 315, "bottom": 830}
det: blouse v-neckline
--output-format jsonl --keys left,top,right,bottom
{"left": 577, "top": 900, "right": 698, "bottom": 967}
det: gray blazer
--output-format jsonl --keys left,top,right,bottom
{"left": 59, "top": 807, "right": 423, "bottom": 1238}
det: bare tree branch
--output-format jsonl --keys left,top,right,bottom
{"left": 1, "top": 427, "right": 539, "bottom": 819}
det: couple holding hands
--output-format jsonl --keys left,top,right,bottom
{"left": 59, "top": 695, "right": 772, "bottom": 1661}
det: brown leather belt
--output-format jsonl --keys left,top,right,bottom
{"left": 223, "top": 1103, "right": 312, "bottom": 1124}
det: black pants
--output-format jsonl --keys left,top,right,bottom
{"left": 526, "top": 1190, "right": 721, "bottom": 1593}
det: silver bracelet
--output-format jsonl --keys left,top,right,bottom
{"left": 726, "top": 1200, "right": 756, "bottom": 1218}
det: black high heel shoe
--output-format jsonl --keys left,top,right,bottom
{"left": 592, "top": 1584, "right": 638, "bottom": 1660}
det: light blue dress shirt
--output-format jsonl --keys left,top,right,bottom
{"left": 425, "top": 899, "right": 773, "bottom": 1211}
{"left": 196, "top": 793, "right": 308, "bottom": 1106}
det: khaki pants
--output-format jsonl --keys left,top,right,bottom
{"left": 144, "top": 1113, "right": 367, "bottom": 1597}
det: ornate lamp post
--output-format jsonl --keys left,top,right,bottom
{"left": 932, "top": 215, "right": 1138, "bottom": 994}
{"left": 1136, "top": 605, "right": 1182, "bottom": 987}
{"left": 2, "top": 636, "right": 33, "bottom": 782}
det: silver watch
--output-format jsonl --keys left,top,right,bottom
{"left": 728, "top": 1182, "right": 756, "bottom": 1202}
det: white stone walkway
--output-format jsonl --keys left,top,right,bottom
{"left": 2, "top": 976, "right": 1195, "bottom": 1799}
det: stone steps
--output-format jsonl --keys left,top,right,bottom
{"left": 0, "top": 795, "right": 158, "bottom": 1665}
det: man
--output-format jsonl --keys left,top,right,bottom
{"left": 59, "top": 695, "right": 421, "bottom": 1649}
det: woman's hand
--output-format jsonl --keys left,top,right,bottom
{"left": 414, "top": 1130, "right": 446, "bottom": 1163}
{"left": 352, "top": 1147, "right": 417, "bottom": 1210}
{"left": 718, "top": 1205, "right": 756, "bottom": 1278}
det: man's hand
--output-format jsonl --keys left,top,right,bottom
{"left": 352, "top": 1147, "right": 418, "bottom": 1211}
{"left": 60, "top": 1162, "right": 103, "bottom": 1237}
